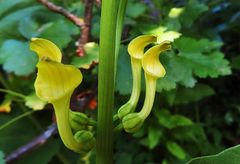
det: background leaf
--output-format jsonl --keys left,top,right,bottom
{"left": 25, "top": 93, "right": 47, "bottom": 110}
{"left": 71, "top": 42, "right": 99, "bottom": 69}
{"left": 115, "top": 46, "right": 133, "bottom": 95}
{"left": 0, "top": 40, "right": 37, "bottom": 76}
{"left": 188, "top": 145, "right": 240, "bottom": 164}
{"left": 166, "top": 141, "right": 186, "bottom": 160}
{"left": 39, "top": 20, "right": 79, "bottom": 48}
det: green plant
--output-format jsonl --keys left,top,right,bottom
{"left": 0, "top": 0, "right": 240, "bottom": 163}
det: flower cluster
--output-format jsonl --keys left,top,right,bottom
{"left": 115, "top": 35, "right": 171, "bottom": 133}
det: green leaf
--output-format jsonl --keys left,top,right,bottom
{"left": 188, "top": 145, "right": 240, "bottom": 164}
{"left": 157, "top": 31, "right": 181, "bottom": 44}
{"left": 156, "top": 37, "right": 229, "bottom": 92}
{"left": 116, "top": 152, "right": 132, "bottom": 164}
{"left": 231, "top": 55, "right": 240, "bottom": 70}
{"left": 166, "top": 141, "right": 186, "bottom": 160}
{"left": 179, "top": 0, "right": 208, "bottom": 27}
{"left": 126, "top": 2, "right": 146, "bottom": 18}
{"left": 71, "top": 42, "right": 99, "bottom": 69}
{"left": 147, "top": 127, "right": 162, "bottom": 150}
{"left": 25, "top": 93, "right": 47, "bottom": 110}
{"left": 39, "top": 19, "right": 79, "bottom": 48}
{"left": 174, "top": 37, "right": 223, "bottom": 53}
{"left": 115, "top": 46, "right": 133, "bottom": 95}
{"left": 172, "top": 124, "right": 206, "bottom": 143}
{"left": 0, "top": 112, "right": 38, "bottom": 154}
{"left": 0, "top": 40, "right": 38, "bottom": 76}
{"left": 0, "top": 0, "right": 34, "bottom": 18}
{"left": 139, "top": 25, "right": 167, "bottom": 35}
{"left": 0, "top": 151, "right": 5, "bottom": 164}
{"left": 19, "top": 17, "right": 39, "bottom": 39}
{"left": 174, "top": 84, "right": 215, "bottom": 104}
{"left": 155, "top": 109, "right": 192, "bottom": 129}
{"left": 168, "top": 8, "right": 184, "bottom": 18}
{"left": 156, "top": 52, "right": 196, "bottom": 92}
{"left": 174, "top": 37, "right": 231, "bottom": 78}
{"left": 0, "top": 6, "right": 43, "bottom": 37}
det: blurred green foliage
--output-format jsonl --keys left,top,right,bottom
{"left": 0, "top": 0, "right": 240, "bottom": 163}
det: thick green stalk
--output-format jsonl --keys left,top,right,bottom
{"left": 97, "top": 0, "right": 117, "bottom": 163}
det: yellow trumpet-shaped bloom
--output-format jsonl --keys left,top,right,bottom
{"left": 117, "top": 35, "right": 157, "bottom": 120}
{"left": 30, "top": 38, "right": 94, "bottom": 153}
{"left": 122, "top": 41, "right": 171, "bottom": 133}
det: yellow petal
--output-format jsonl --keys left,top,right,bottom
{"left": 35, "top": 61, "right": 82, "bottom": 102}
{"left": 30, "top": 38, "right": 62, "bottom": 62}
{"left": 128, "top": 35, "right": 157, "bottom": 59}
{"left": 142, "top": 41, "right": 171, "bottom": 78}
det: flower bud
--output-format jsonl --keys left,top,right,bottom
{"left": 74, "top": 130, "right": 96, "bottom": 153}
{"left": 69, "top": 111, "right": 89, "bottom": 131}
{"left": 122, "top": 113, "right": 144, "bottom": 133}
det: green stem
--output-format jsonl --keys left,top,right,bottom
{"left": 0, "top": 88, "right": 26, "bottom": 99}
{"left": 139, "top": 74, "right": 157, "bottom": 120}
{"left": 0, "top": 110, "right": 35, "bottom": 131}
{"left": 114, "top": 123, "right": 123, "bottom": 132}
{"left": 0, "top": 72, "right": 42, "bottom": 131}
{"left": 114, "top": 0, "right": 128, "bottom": 76}
{"left": 97, "top": 0, "right": 118, "bottom": 163}
{"left": 88, "top": 119, "right": 97, "bottom": 127}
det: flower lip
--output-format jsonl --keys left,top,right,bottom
{"left": 142, "top": 40, "right": 171, "bottom": 78}
{"left": 30, "top": 38, "right": 62, "bottom": 62}
{"left": 34, "top": 60, "right": 83, "bottom": 102}
{"left": 128, "top": 35, "right": 157, "bottom": 60}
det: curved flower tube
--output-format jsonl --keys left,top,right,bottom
{"left": 140, "top": 41, "right": 171, "bottom": 119}
{"left": 30, "top": 38, "right": 94, "bottom": 153}
{"left": 122, "top": 41, "right": 171, "bottom": 133}
{"left": 117, "top": 35, "right": 157, "bottom": 120}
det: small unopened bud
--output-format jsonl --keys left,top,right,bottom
{"left": 70, "top": 111, "right": 89, "bottom": 131}
{"left": 74, "top": 130, "right": 96, "bottom": 153}
{"left": 122, "top": 113, "right": 144, "bottom": 133}
{"left": 117, "top": 102, "right": 135, "bottom": 120}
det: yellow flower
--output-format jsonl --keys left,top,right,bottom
{"left": 30, "top": 38, "right": 94, "bottom": 153}
{"left": 122, "top": 40, "right": 171, "bottom": 133}
{"left": 117, "top": 35, "right": 157, "bottom": 119}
